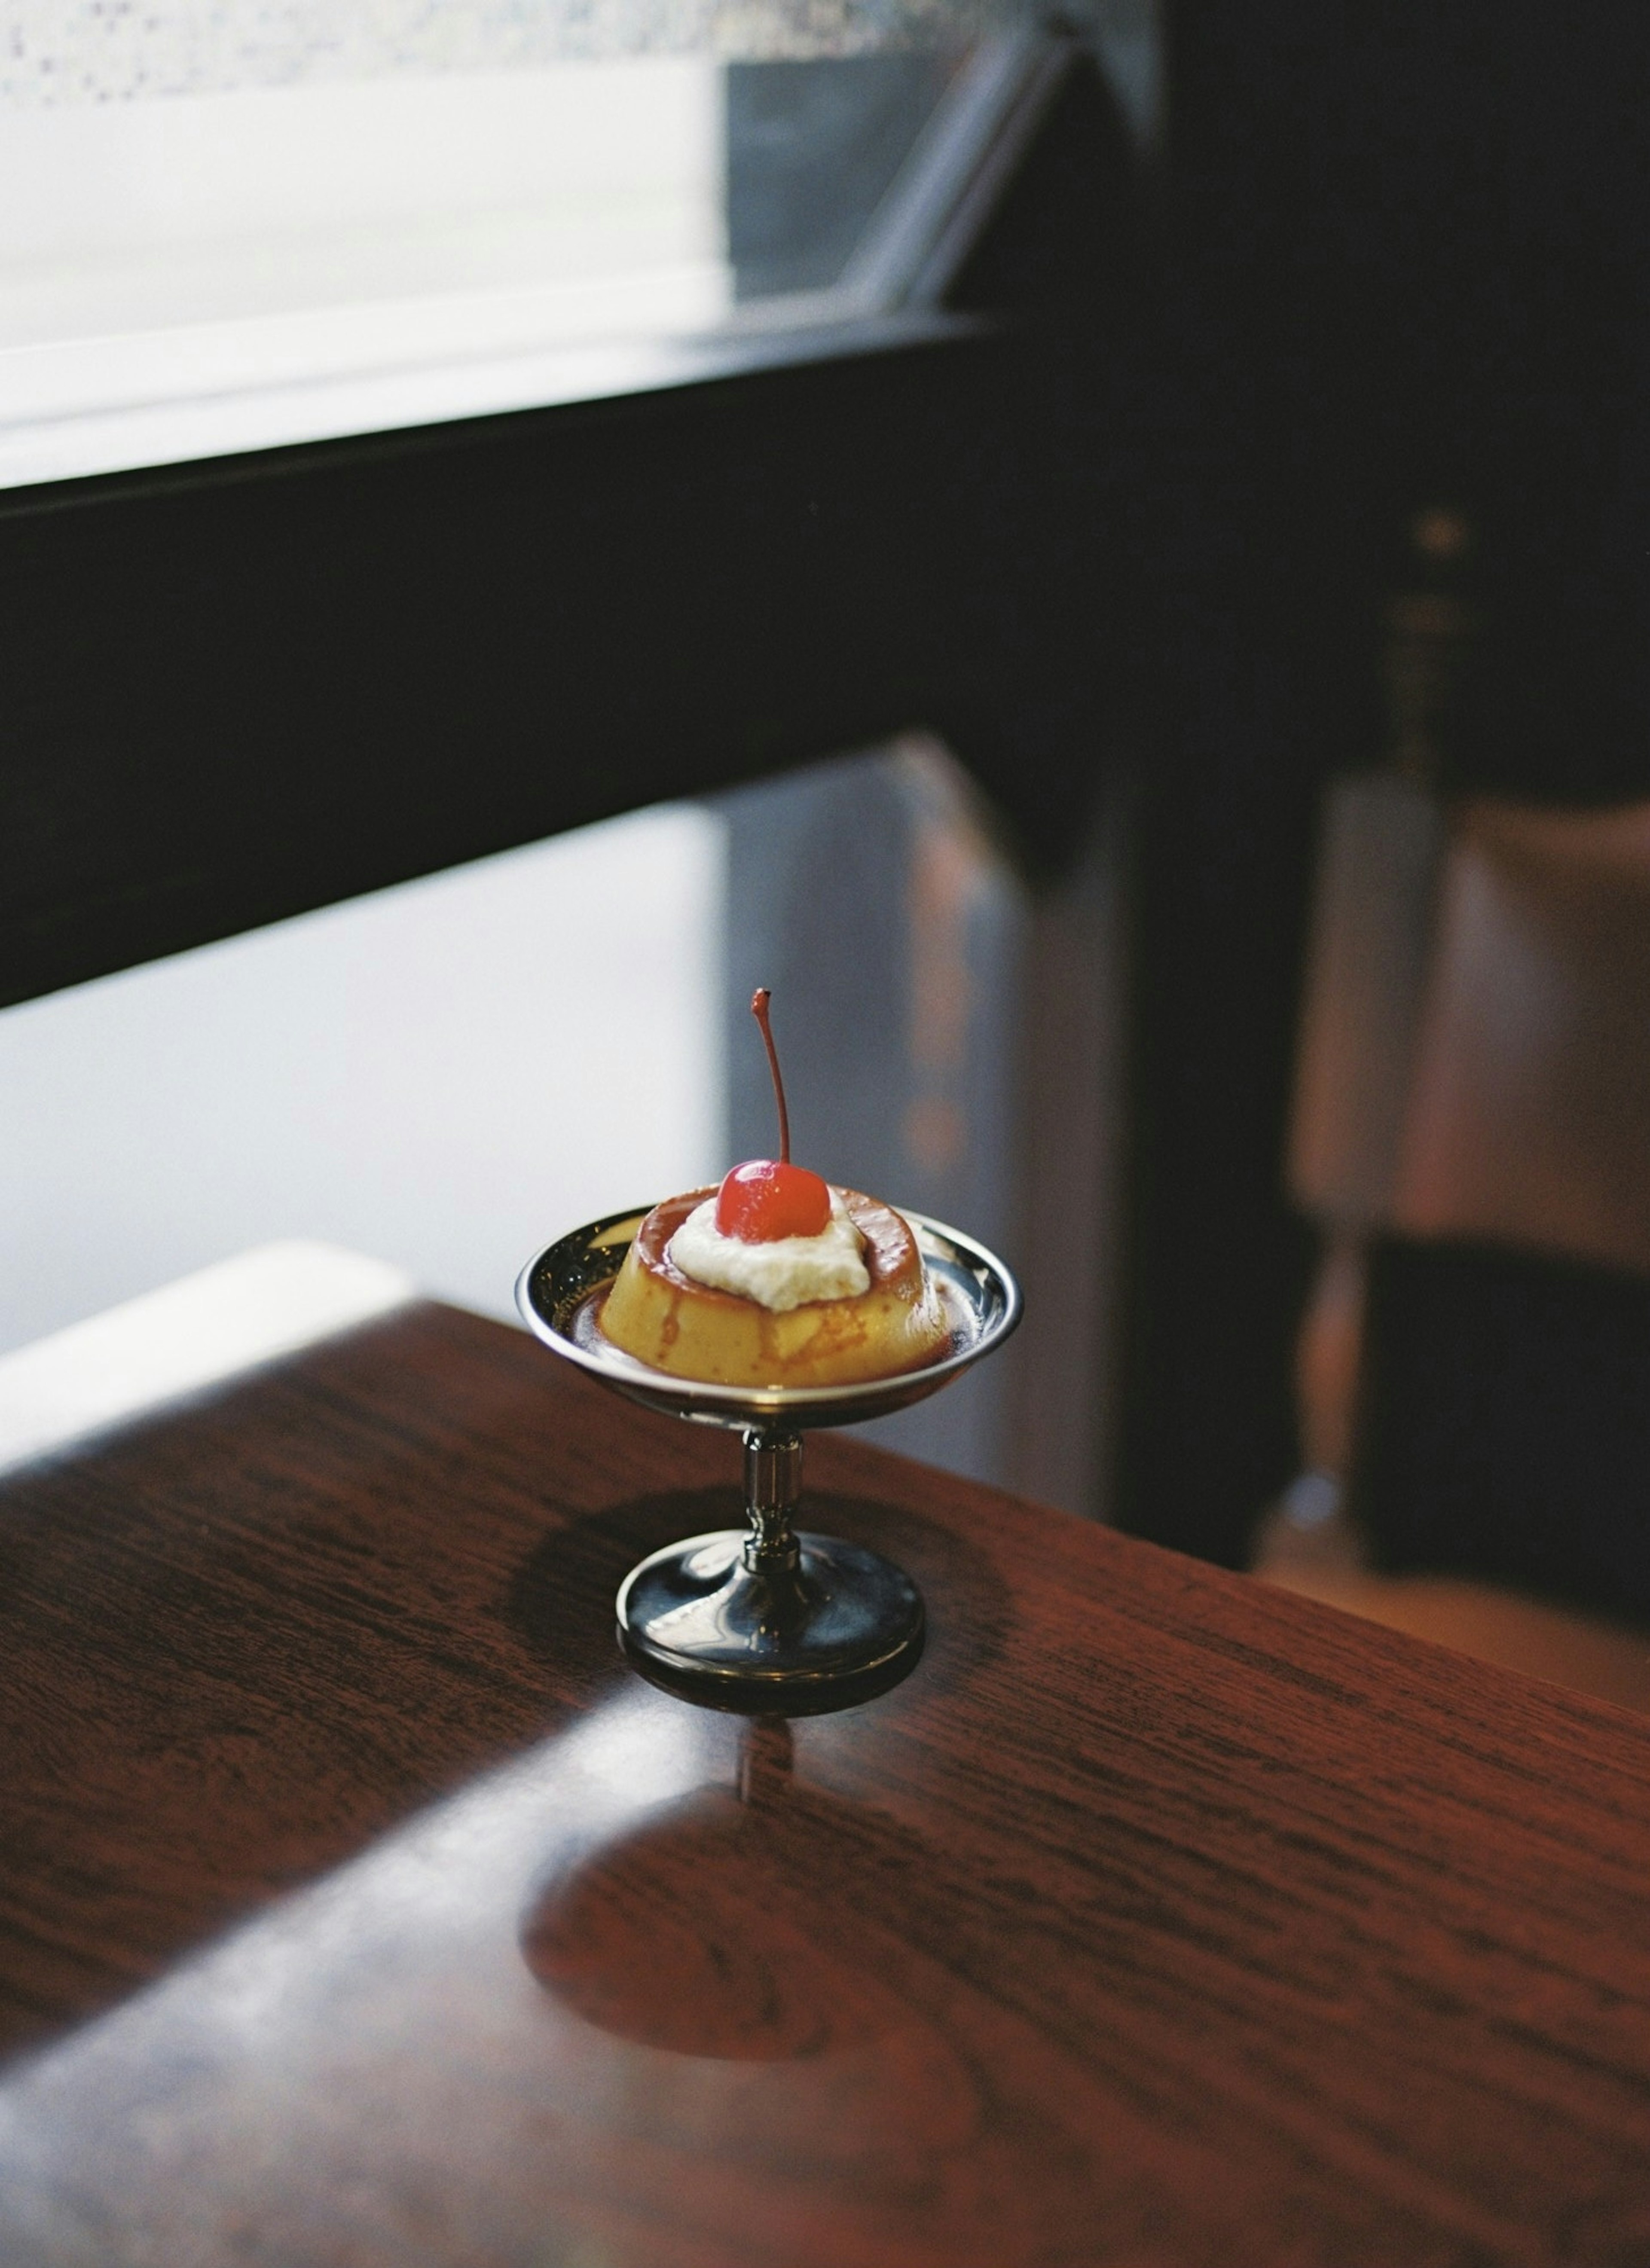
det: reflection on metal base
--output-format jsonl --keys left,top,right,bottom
{"left": 617, "top": 1528, "right": 924, "bottom": 1699}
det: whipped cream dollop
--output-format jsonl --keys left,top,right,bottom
{"left": 668, "top": 1187, "right": 871, "bottom": 1313}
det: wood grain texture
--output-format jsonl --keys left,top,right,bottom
{"left": 3, "top": 1297, "right": 1650, "bottom": 2266}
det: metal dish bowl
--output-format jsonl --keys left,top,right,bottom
{"left": 515, "top": 1204, "right": 1021, "bottom": 1432}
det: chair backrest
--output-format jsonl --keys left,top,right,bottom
{"left": 1288, "top": 784, "right": 1650, "bottom": 1617}
{"left": 1391, "top": 799, "right": 1650, "bottom": 1275}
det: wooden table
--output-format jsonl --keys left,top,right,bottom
{"left": 2, "top": 1257, "right": 1649, "bottom": 2266}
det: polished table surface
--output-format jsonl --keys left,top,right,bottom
{"left": 2, "top": 1265, "right": 1650, "bottom": 2266}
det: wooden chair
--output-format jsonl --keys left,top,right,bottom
{"left": 1259, "top": 783, "right": 1650, "bottom": 1713}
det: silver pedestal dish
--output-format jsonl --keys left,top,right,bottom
{"left": 516, "top": 1205, "right": 1021, "bottom": 1707}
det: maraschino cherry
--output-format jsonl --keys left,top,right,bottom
{"left": 715, "top": 989, "right": 832, "bottom": 1242}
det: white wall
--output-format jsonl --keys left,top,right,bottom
{"left": 0, "top": 803, "right": 725, "bottom": 1355}
{"left": 0, "top": 61, "right": 733, "bottom": 485}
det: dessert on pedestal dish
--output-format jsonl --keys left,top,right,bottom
{"left": 517, "top": 989, "right": 1021, "bottom": 1707}
{"left": 598, "top": 990, "right": 951, "bottom": 1390}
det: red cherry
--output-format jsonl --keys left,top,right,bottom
{"left": 715, "top": 1158, "right": 832, "bottom": 1242}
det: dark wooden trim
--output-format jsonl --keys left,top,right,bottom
{"left": 0, "top": 321, "right": 1125, "bottom": 1009}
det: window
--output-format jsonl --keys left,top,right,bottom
{"left": 0, "top": 4, "right": 1163, "bottom": 487}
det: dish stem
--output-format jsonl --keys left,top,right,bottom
{"left": 743, "top": 1428, "right": 804, "bottom": 1563}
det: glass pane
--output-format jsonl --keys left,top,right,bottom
{"left": 0, "top": 60, "right": 730, "bottom": 484}
{"left": 726, "top": 52, "right": 960, "bottom": 299}
{"left": 0, "top": 804, "right": 725, "bottom": 1352}
{"left": 715, "top": 740, "right": 1029, "bottom": 1487}
{"left": 0, "top": 3, "right": 1008, "bottom": 94}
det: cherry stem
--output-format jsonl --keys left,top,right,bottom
{"left": 751, "top": 988, "right": 791, "bottom": 1164}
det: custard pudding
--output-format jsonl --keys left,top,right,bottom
{"left": 597, "top": 985, "right": 952, "bottom": 1387}
{"left": 598, "top": 1183, "right": 952, "bottom": 1388}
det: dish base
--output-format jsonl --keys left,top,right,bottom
{"left": 616, "top": 1528, "right": 923, "bottom": 1700}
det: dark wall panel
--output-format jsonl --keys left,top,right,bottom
{"left": 0, "top": 323, "right": 1120, "bottom": 1009}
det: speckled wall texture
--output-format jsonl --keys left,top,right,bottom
{"left": 3, "top": 1, "right": 1022, "bottom": 107}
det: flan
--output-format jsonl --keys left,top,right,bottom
{"left": 598, "top": 1184, "right": 952, "bottom": 1388}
